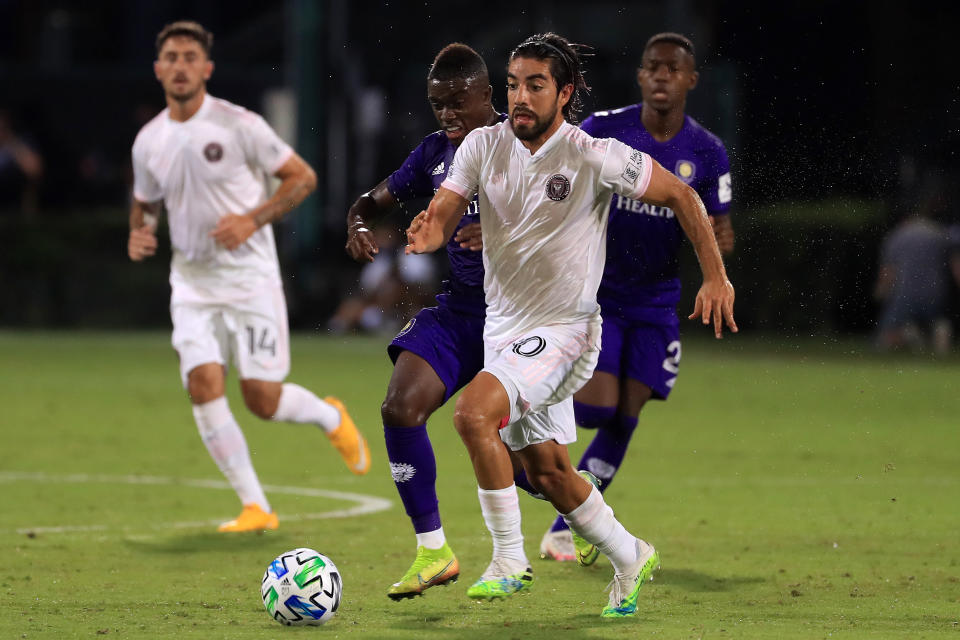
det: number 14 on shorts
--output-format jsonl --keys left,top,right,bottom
{"left": 246, "top": 325, "right": 277, "bottom": 356}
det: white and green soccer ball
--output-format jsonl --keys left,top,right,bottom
{"left": 261, "top": 547, "right": 342, "bottom": 626}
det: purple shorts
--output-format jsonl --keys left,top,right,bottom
{"left": 388, "top": 304, "right": 485, "bottom": 403}
{"left": 594, "top": 313, "right": 681, "bottom": 400}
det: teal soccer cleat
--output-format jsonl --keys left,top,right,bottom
{"left": 466, "top": 558, "right": 534, "bottom": 599}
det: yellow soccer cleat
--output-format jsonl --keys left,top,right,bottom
{"left": 324, "top": 397, "right": 371, "bottom": 475}
{"left": 387, "top": 543, "right": 460, "bottom": 600}
{"left": 218, "top": 504, "right": 279, "bottom": 533}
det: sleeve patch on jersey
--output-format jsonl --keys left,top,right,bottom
{"left": 622, "top": 162, "right": 641, "bottom": 184}
{"left": 718, "top": 172, "right": 732, "bottom": 204}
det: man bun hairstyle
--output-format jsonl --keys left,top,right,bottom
{"left": 156, "top": 20, "right": 213, "bottom": 57}
{"left": 643, "top": 32, "right": 696, "bottom": 65}
{"left": 510, "top": 32, "right": 590, "bottom": 123}
{"left": 428, "top": 43, "right": 488, "bottom": 83}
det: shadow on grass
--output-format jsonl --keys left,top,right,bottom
{"left": 122, "top": 530, "right": 296, "bottom": 555}
{"left": 658, "top": 567, "right": 765, "bottom": 592}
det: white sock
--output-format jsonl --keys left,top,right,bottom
{"left": 271, "top": 383, "right": 341, "bottom": 433}
{"left": 415, "top": 527, "right": 446, "bottom": 550}
{"left": 193, "top": 397, "right": 270, "bottom": 512}
{"left": 562, "top": 486, "right": 638, "bottom": 574}
{"left": 477, "top": 485, "right": 528, "bottom": 567}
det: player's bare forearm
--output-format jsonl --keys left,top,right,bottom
{"left": 345, "top": 179, "right": 397, "bottom": 262}
{"left": 405, "top": 187, "right": 468, "bottom": 254}
{"left": 248, "top": 154, "right": 317, "bottom": 228}
{"left": 670, "top": 186, "right": 727, "bottom": 282}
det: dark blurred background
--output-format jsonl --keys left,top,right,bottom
{"left": 1, "top": 0, "right": 958, "bottom": 340}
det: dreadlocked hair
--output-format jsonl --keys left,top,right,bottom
{"left": 509, "top": 32, "right": 591, "bottom": 123}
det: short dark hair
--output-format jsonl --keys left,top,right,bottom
{"left": 427, "top": 43, "right": 488, "bottom": 83}
{"left": 509, "top": 32, "right": 590, "bottom": 123}
{"left": 643, "top": 32, "right": 696, "bottom": 65}
{"left": 156, "top": 20, "right": 213, "bottom": 57}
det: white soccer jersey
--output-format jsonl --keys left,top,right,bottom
{"left": 132, "top": 94, "right": 294, "bottom": 304}
{"left": 442, "top": 120, "right": 653, "bottom": 348}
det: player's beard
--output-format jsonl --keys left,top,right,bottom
{"left": 511, "top": 104, "right": 557, "bottom": 141}
{"left": 166, "top": 79, "right": 202, "bottom": 104}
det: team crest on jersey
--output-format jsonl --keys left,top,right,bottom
{"left": 675, "top": 160, "right": 696, "bottom": 184}
{"left": 396, "top": 318, "right": 416, "bottom": 338}
{"left": 545, "top": 174, "right": 571, "bottom": 201}
{"left": 203, "top": 142, "right": 224, "bottom": 162}
{"left": 512, "top": 336, "right": 546, "bottom": 357}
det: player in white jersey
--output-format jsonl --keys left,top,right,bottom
{"left": 407, "top": 33, "right": 736, "bottom": 618}
{"left": 128, "top": 21, "right": 370, "bottom": 533}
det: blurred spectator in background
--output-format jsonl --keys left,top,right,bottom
{"left": 874, "top": 209, "right": 960, "bottom": 355}
{"left": 0, "top": 109, "right": 44, "bottom": 218}
{"left": 328, "top": 223, "right": 438, "bottom": 334}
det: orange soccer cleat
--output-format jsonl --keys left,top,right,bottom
{"left": 324, "top": 396, "right": 371, "bottom": 475}
{"left": 217, "top": 504, "right": 279, "bottom": 533}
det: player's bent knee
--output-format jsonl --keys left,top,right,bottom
{"left": 240, "top": 380, "right": 282, "bottom": 420}
{"left": 187, "top": 364, "right": 225, "bottom": 405}
{"left": 380, "top": 390, "right": 433, "bottom": 427}
{"left": 452, "top": 399, "right": 497, "bottom": 441}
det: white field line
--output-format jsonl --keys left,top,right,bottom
{"left": 0, "top": 471, "right": 392, "bottom": 535}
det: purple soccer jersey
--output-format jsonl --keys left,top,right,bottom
{"left": 388, "top": 125, "right": 504, "bottom": 315}
{"left": 385, "top": 121, "right": 504, "bottom": 400}
{"left": 581, "top": 104, "right": 731, "bottom": 324}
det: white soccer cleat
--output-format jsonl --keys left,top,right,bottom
{"left": 539, "top": 528, "right": 576, "bottom": 562}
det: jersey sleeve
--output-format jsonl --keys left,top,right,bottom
{"left": 238, "top": 113, "right": 295, "bottom": 175}
{"left": 386, "top": 141, "right": 433, "bottom": 202}
{"left": 598, "top": 138, "right": 653, "bottom": 200}
{"left": 698, "top": 142, "right": 732, "bottom": 215}
{"left": 440, "top": 129, "right": 483, "bottom": 199}
{"left": 131, "top": 136, "right": 163, "bottom": 203}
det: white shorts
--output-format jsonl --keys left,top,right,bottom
{"left": 483, "top": 320, "right": 600, "bottom": 451}
{"left": 170, "top": 284, "right": 291, "bottom": 387}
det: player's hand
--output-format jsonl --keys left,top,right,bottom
{"left": 345, "top": 224, "right": 379, "bottom": 262}
{"left": 689, "top": 278, "right": 738, "bottom": 339}
{"left": 210, "top": 213, "right": 258, "bottom": 250}
{"left": 128, "top": 225, "right": 158, "bottom": 262}
{"left": 710, "top": 215, "right": 735, "bottom": 255}
{"left": 454, "top": 222, "right": 483, "bottom": 251}
{"left": 405, "top": 210, "right": 441, "bottom": 254}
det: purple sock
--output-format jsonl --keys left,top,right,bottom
{"left": 551, "top": 407, "right": 638, "bottom": 533}
{"left": 573, "top": 401, "right": 617, "bottom": 430}
{"left": 514, "top": 469, "right": 542, "bottom": 497}
{"left": 384, "top": 423, "right": 441, "bottom": 533}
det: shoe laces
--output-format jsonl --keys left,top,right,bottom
{"left": 480, "top": 557, "right": 526, "bottom": 581}
{"left": 605, "top": 572, "right": 630, "bottom": 606}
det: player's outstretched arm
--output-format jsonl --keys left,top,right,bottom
{"left": 211, "top": 153, "right": 317, "bottom": 250}
{"left": 128, "top": 199, "right": 161, "bottom": 262}
{"left": 642, "top": 160, "right": 737, "bottom": 338}
{"left": 405, "top": 187, "right": 469, "bottom": 255}
{"left": 345, "top": 179, "right": 398, "bottom": 263}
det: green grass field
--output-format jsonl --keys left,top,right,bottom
{"left": 1, "top": 331, "right": 957, "bottom": 639}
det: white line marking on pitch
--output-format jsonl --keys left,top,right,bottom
{"left": 0, "top": 471, "right": 392, "bottom": 535}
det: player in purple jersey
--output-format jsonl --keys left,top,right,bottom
{"left": 344, "top": 43, "right": 503, "bottom": 600}
{"left": 537, "top": 33, "right": 737, "bottom": 564}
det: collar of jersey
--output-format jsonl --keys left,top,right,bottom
{"left": 513, "top": 120, "right": 571, "bottom": 162}
{"left": 166, "top": 92, "right": 212, "bottom": 125}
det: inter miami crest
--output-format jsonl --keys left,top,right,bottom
{"left": 203, "top": 142, "right": 224, "bottom": 162}
{"left": 545, "top": 174, "right": 571, "bottom": 201}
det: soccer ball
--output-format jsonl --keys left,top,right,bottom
{"left": 261, "top": 547, "right": 342, "bottom": 626}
